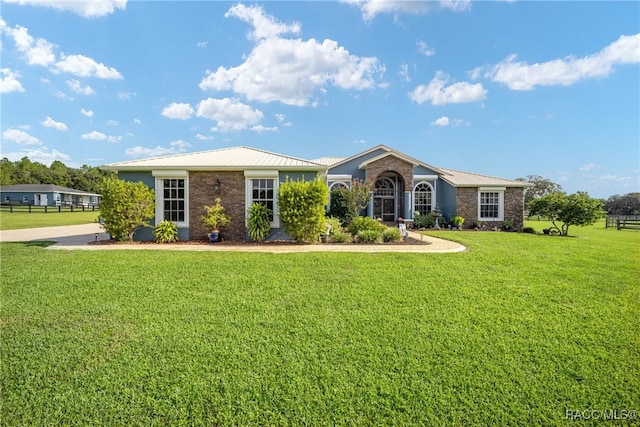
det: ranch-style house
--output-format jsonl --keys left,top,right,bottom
{"left": 101, "top": 145, "right": 528, "bottom": 241}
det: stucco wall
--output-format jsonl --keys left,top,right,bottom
{"left": 189, "top": 171, "right": 246, "bottom": 241}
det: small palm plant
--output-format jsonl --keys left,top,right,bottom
{"left": 247, "top": 202, "right": 272, "bottom": 242}
{"left": 201, "top": 198, "right": 231, "bottom": 232}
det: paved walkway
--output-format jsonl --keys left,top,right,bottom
{"left": 0, "top": 224, "right": 465, "bottom": 253}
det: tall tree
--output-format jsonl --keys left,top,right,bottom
{"left": 516, "top": 175, "right": 563, "bottom": 205}
{"left": 604, "top": 193, "right": 640, "bottom": 215}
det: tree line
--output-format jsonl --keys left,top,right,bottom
{"left": 0, "top": 157, "right": 114, "bottom": 194}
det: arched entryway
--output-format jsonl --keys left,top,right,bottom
{"left": 373, "top": 172, "right": 404, "bottom": 222}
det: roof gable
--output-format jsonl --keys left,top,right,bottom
{"left": 327, "top": 145, "right": 443, "bottom": 174}
{"left": 439, "top": 168, "right": 527, "bottom": 187}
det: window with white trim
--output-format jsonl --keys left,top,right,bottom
{"left": 251, "top": 178, "right": 275, "bottom": 222}
{"left": 162, "top": 179, "right": 186, "bottom": 222}
{"left": 153, "top": 171, "right": 189, "bottom": 227}
{"left": 478, "top": 189, "right": 504, "bottom": 221}
{"left": 245, "top": 171, "right": 279, "bottom": 228}
{"left": 329, "top": 181, "right": 349, "bottom": 191}
{"left": 414, "top": 182, "right": 433, "bottom": 215}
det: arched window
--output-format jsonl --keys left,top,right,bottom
{"left": 375, "top": 177, "right": 395, "bottom": 196}
{"left": 414, "top": 182, "right": 433, "bottom": 215}
{"left": 330, "top": 181, "right": 349, "bottom": 191}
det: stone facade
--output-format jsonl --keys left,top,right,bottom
{"left": 189, "top": 171, "right": 246, "bottom": 241}
{"left": 455, "top": 187, "right": 525, "bottom": 230}
{"left": 364, "top": 156, "right": 413, "bottom": 187}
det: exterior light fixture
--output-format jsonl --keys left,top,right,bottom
{"left": 213, "top": 179, "right": 221, "bottom": 194}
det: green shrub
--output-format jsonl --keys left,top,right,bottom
{"left": 201, "top": 198, "right": 231, "bottom": 231}
{"left": 278, "top": 177, "right": 329, "bottom": 244}
{"left": 347, "top": 216, "right": 385, "bottom": 237}
{"left": 99, "top": 177, "right": 155, "bottom": 241}
{"left": 153, "top": 220, "right": 179, "bottom": 243}
{"left": 451, "top": 215, "right": 465, "bottom": 227}
{"left": 327, "top": 190, "right": 353, "bottom": 227}
{"left": 522, "top": 227, "right": 536, "bottom": 234}
{"left": 247, "top": 202, "right": 272, "bottom": 242}
{"left": 328, "top": 180, "right": 373, "bottom": 226}
{"left": 356, "top": 229, "right": 382, "bottom": 244}
{"left": 330, "top": 232, "right": 352, "bottom": 243}
{"left": 413, "top": 212, "right": 435, "bottom": 229}
{"left": 382, "top": 227, "right": 402, "bottom": 242}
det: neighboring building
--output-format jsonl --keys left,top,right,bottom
{"left": 0, "top": 184, "right": 101, "bottom": 207}
{"left": 101, "top": 145, "right": 528, "bottom": 241}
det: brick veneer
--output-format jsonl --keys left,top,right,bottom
{"left": 455, "top": 187, "right": 525, "bottom": 230}
{"left": 189, "top": 171, "right": 246, "bottom": 241}
{"left": 364, "top": 156, "right": 413, "bottom": 186}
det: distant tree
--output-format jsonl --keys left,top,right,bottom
{"left": 516, "top": 175, "right": 563, "bottom": 205}
{"left": 604, "top": 193, "right": 640, "bottom": 215}
{"left": 0, "top": 158, "right": 16, "bottom": 185}
{"left": 99, "top": 177, "right": 155, "bottom": 241}
{"left": 528, "top": 191, "right": 604, "bottom": 236}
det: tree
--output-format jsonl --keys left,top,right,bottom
{"left": 99, "top": 177, "right": 155, "bottom": 241}
{"left": 516, "top": 175, "right": 563, "bottom": 205}
{"left": 278, "top": 177, "right": 329, "bottom": 244}
{"left": 604, "top": 192, "right": 640, "bottom": 215}
{"left": 328, "top": 179, "right": 373, "bottom": 226}
{"left": 528, "top": 191, "right": 604, "bottom": 236}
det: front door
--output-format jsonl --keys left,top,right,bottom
{"left": 373, "top": 177, "right": 396, "bottom": 222}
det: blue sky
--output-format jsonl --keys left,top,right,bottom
{"left": 1, "top": 0, "right": 638, "bottom": 199}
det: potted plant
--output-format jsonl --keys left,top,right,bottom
{"left": 451, "top": 215, "right": 464, "bottom": 230}
{"left": 201, "top": 198, "right": 231, "bottom": 242}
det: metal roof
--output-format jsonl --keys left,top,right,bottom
{"left": 439, "top": 168, "right": 527, "bottom": 187}
{"left": 312, "top": 156, "right": 346, "bottom": 166}
{"left": 0, "top": 184, "right": 100, "bottom": 196}
{"left": 101, "top": 146, "right": 326, "bottom": 171}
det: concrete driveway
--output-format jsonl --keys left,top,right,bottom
{"left": 0, "top": 223, "right": 109, "bottom": 246}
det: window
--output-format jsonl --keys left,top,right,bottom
{"left": 251, "top": 178, "right": 275, "bottom": 222}
{"left": 478, "top": 188, "right": 504, "bottom": 221}
{"left": 163, "top": 179, "right": 186, "bottom": 222}
{"left": 153, "top": 171, "right": 189, "bottom": 227}
{"left": 245, "top": 171, "right": 279, "bottom": 228}
{"left": 329, "top": 181, "right": 349, "bottom": 191}
{"left": 4, "top": 196, "right": 10, "bottom": 203}
{"left": 414, "top": 182, "right": 433, "bottom": 215}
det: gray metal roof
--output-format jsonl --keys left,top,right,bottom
{"left": 102, "top": 146, "right": 325, "bottom": 171}
{"left": 312, "top": 156, "right": 346, "bottom": 166}
{"left": 439, "top": 168, "right": 527, "bottom": 187}
{"left": 0, "top": 184, "right": 100, "bottom": 196}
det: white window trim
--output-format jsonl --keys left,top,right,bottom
{"left": 329, "top": 181, "right": 350, "bottom": 190}
{"left": 478, "top": 187, "right": 505, "bottom": 221}
{"left": 413, "top": 181, "right": 436, "bottom": 215}
{"left": 154, "top": 171, "right": 189, "bottom": 227}
{"left": 245, "top": 170, "right": 279, "bottom": 228}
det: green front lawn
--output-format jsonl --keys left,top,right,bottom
{"left": 1, "top": 222, "right": 638, "bottom": 425}
{"left": 0, "top": 209, "right": 101, "bottom": 230}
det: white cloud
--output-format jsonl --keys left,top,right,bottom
{"left": 81, "top": 108, "right": 94, "bottom": 117}
{"left": 81, "top": 130, "right": 121, "bottom": 142}
{"left": 3, "top": 0, "right": 127, "bottom": 18}
{"left": 161, "top": 102, "right": 194, "bottom": 120}
{"left": 2, "top": 128, "right": 41, "bottom": 145}
{"left": 417, "top": 40, "right": 435, "bottom": 56}
{"left": 118, "top": 91, "right": 134, "bottom": 100}
{"left": 199, "top": 4, "right": 384, "bottom": 106}
{"left": 196, "top": 133, "right": 214, "bottom": 140}
{"left": 225, "top": 3, "right": 301, "bottom": 41}
{"left": 133, "top": 118, "right": 141, "bottom": 124}
{"left": 55, "top": 91, "right": 73, "bottom": 100}
{"left": 354, "top": 139, "right": 366, "bottom": 144}
{"left": 409, "top": 71, "right": 487, "bottom": 105}
{"left": 1, "top": 148, "right": 70, "bottom": 164}
{"left": 3, "top": 24, "right": 56, "bottom": 66}
{"left": 41, "top": 116, "right": 68, "bottom": 131}
{"left": 479, "top": 33, "right": 640, "bottom": 90}
{"left": 0, "top": 68, "right": 25, "bottom": 93}
{"left": 399, "top": 63, "right": 410, "bottom": 82}
{"left": 125, "top": 140, "right": 191, "bottom": 159}
{"left": 196, "top": 41, "right": 208, "bottom": 48}
{"left": 106, "top": 120, "right": 118, "bottom": 126}
{"left": 251, "top": 125, "right": 278, "bottom": 133}
{"left": 341, "top": 0, "right": 470, "bottom": 22}
{"left": 55, "top": 54, "right": 122, "bottom": 79}
{"left": 431, "top": 116, "right": 466, "bottom": 126}
{"left": 196, "top": 97, "right": 264, "bottom": 132}
{"left": 275, "top": 113, "right": 293, "bottom": 127}
{"left": 580, "top": 163, "right": 601, "bottom": 171}
{"left": 66, "top": 79, "right": 95, "bottom": 95}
